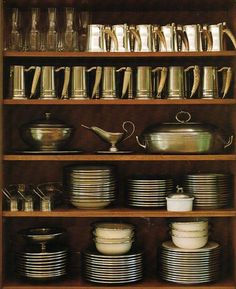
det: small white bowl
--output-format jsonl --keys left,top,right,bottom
{"left": 171, "top": 228, "right": 208, "bottom": 238}
{"left": 171, "top": 220, "right": 208, "bottom": 232}
{"left": 94, "top": 235, "right": 134, "bottom": 243}
{"left": 166, "top": 196, "right": 194, "bottom": 211}
{"left": 95, "top": 239, "right": 133, "bottom": 255}
{"left": 171, "top": 235, "right": 208, "bottom": 249}
{"left": 94, "top": 222, "right": 134, "bottom": 239}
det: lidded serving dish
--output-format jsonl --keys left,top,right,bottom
{"left": 20, "top": 112, "right": 74, "bottom": 151}
{"left": 136, "top": 111, "right": 233, "bottom": 154}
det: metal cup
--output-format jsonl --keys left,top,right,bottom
{"left": 9, "top": 65, "right": 41, "bottom": 99}
{"left": 167, "top": 66, "right": 200, "bottom": 99}
{"left": 160, "top": 24, "right": 175, "bottom": 51}
{"left": 112, "top": 24, "right": 129, "bottom": 52}
{"left": 101, "top": 67, "right": 117, "bottom": 99}
{"left": 183, "top": 24, "right": 201, "bottom": 52}
{"left": 71, "top": 66, "right": 87, "bottom": 99}
{"left": 201, "top": 66, "right": 232, "bottom": 99}
{"left": 136, "top": 24, "right": 152, "bottom": 52}
{"left": 136, "top": 66, "right": 153, "bottom": 99}
{"left": 40, "top": 66, "right": 70, "bottom": 99}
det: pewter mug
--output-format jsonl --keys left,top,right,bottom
{"left": 160, "top": 24, "right": 175, "bottom": 51}
{"left": 40, "top": 66, "right": 70, "bottom": 99}
{"left": 201, "top": 66, "right": 232, "bottom": 99}
{"left": 9, "top": 65, "right": 41, "bottom": 99}
{"left": 167, "top": 66, "right": 200, "bottom": 99}
{"left": 101, "top": 67, "right": 118, "bottom": 99}
{"left": 86, "top": 24, "right": 118, "bottom": 52}
{"left": 71, "top": 66, "right": 87, "bottom": 99}
{"left": 136, "top": 25, "right": 152, "bottom": 52}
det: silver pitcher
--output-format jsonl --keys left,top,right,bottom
{"left": 183, "top": 24, "right": 201, "bottom": 52}
{"left": 71, "top": 66, "right": 103, "bottom": 99}
{"left": 101, "top": 67, "right": 118, "bottom": 99}
{"left": 40, "top": 66, "right": 70, "bottom": 99}
{"left": 112, "top": 24, "right": 129, "bottom": 52}
{"left": 201, "top": 66, "right": 232, "bottom": 99}
{"left": 167, "top": 66, "right": 200, "bottom": 99}
{"left": 160, "top": 24, "right": 174, "bottom": 51}
{"left": 86, "top": 24, "right": 118, "bottom": 52}
{"left": 208, "top": 22, "right": 236, "bottom": 51}
{"left": 136, "top": 24, "right": 152, "bottom": 52}
{"left": 128, "top": 25, "right": 142, "bottom": 52}
{"left": 9, "top": 65, "right": 41, "bottom": 99}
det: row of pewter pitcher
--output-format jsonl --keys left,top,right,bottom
{"left": 9, "top": 65, "right": 233, "bottom": 100}
{"left": 87, "top": 22, "right": 236, "bottom": 52}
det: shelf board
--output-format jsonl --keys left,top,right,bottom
{"left": 3, "top": 208, "right": 236, "bottom": 218}
{"left": 3, "top": 99, "right": 236, "bottom": 106}
{"left": 3, "top": 51, "right": 236, "bottom": 58}
{"left": 3, "top": 276, "right": 235, "bottom": 289}
{"left": 3, "top": 154, "right": 236, "bottom": 161}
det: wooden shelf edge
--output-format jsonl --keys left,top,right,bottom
{"left": 3, "top": 154, "right": 236, "bottom": 161}
{"left": 3, "top": 51, "right": 236, "bottom": 58}
{"left": 3, "top": 208, "right": 236, "bottom": 218}
{"left": 2, "top": 277, "right": 235, "bottom": 289}
{"left": 3, "top": 99, "right": 236, "bottom": 105}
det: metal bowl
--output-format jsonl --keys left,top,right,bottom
{"left": 20, "top": 113, "right": 74, "bottom": 151}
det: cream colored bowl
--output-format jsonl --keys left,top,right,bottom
{"left": 171, "top": 228, "right": 208, "bottom": 237}
{"left": 95, "top": 239, "right": 133, "bottom": 255}
{"left": 94, "top": 222, "right": 134, "bottom": 239}
{"left": 171, "top": 220, "right": 208, "bottom": 232}
{"left": 171, "top": 235, "right": 208, "bottom": 249}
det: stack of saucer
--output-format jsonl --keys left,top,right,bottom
{"left": 83, "top": 250, "right": 143, "bottom": 284}
{"left": 64, "top": 165, "right": 117, "bottom": 209}
{"left": 159, "top": 240, "right": 220, "bottom": 284}
{"left": 183, "top": 173, "right": 232, "bottom": 209}
{"left": 127, "top": 175, "right": 174, "bottom": 208}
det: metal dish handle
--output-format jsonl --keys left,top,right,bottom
{"left": 175, "top": 111, "right": 191, "bottom": 123}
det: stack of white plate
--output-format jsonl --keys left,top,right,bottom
{"left": 64, "top": 165, "right": 116, "bottom": 209}
{"left": 16, "top": 246, "right": 68, "bottom": 281}
{"left": 183, "top": 173, "right": 232, "bottom": 209}
{"left": 127, "top": 176, "right": 174, "bottom": 208}
{"left": 83, "top": 250, "right": 143, "bottom": 284}
{"left": 159, "top": 241, "right": 220, "bottom": 284}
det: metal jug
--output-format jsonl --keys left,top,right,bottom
{"left": 9, "top": 65, "right": 41, "bottom": 99}
{"left": 86, "top": 24, "right": 118, "bottom": 52}
{"left": 183, "top": 24, "right": 201, "bottom": 52}
{"left": 128, "top": 25, "right": 142, "bottom": 52}
{"left": 112, "top": 24, "right": 129, "bottom": 52}
{"left": 40, "top": 66, "right": 70, "bottom": 99}
{"left": 136, "top": 24, "right": 152, "bottom": 52}
{"left": 208, "top": 22, "right": 236, "bottom": 51}
{"left": 167, "top": 66, "right": 200, "bottom": 99}
{"left": 201, "top": 66, "right": 232, "bottom": 99}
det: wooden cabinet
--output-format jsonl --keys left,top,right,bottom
{"left": 1, "top": 0, "right": 236, "bottom": 288}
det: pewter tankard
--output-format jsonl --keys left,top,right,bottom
{"left": 9, "top": 65, "right": 41, "bottom": 99}
{"left": 201, "top": 66, "right": 232, "bottom": 99}
{"left": 167, "top": 66, "right": 200, "bottom": 99}
{"left": 112, "top": 24, "right": 129, "bottom": 52}
{"left": 183, "top": 24, "right": 200, "bottom": 52}
{"left": 40, "top": 66, "right": 70, "bottom": 99}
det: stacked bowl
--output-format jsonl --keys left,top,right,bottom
{"left": 127, "top": 175, "right": 174, "bottom": 208}
{"left": 169, "top": 219, "right": 209, "bottom": 249}
{"left": 183, "top": 173, "right": 232, "bottom": 209}
{"left": 92, "top": 222, "right": 135, "bottom": 255}
{"left": 64, "top": 165, "right": 117, "bottom": 209}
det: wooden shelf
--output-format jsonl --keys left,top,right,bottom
{"left": 3, "top": 154, "right": 236, "bottom": 161}
{"left": 3, "top": 208, "right": 236, "bottom": 218}
{"left": 3, "top": 276, "right": 235, "bottom": 289}
{"left": 3, "top": 51, "right": 236, "bottom": 58}
{"left": 3, "top": 99, "right": 236, "bottom": 106}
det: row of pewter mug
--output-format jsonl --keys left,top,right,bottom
{"left": 9, "top": 65, "right": 233, "bottom": 100}
{"left": 86, "top": 22, "right": 236, "bottom": 52}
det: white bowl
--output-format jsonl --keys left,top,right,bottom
{"left": 171, "top": 235, "right": 208, "bottom": 249}
{"left": 171, "top": 220, "right": 208, "bottom": 231}
{"left": 166, "top": 197, "right": 194, "bottom": 211}
{"left": 171, "top": 228, "right": 208, "bottom": 237}
{"left": 71, "top": 200, "right": 111, "bottom": 209}
{"left": 94, "top": 235, "right": 134, "bottom": 243}
{"left": 95, "top": 239, "right": 133, "bottom": 255}
{"left": 94, "top": 222, "right": 134, "bottom": 239}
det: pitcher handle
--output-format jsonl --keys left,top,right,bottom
{"left": 185, "top": 65, "right": 200, "bottom": 98}
{"left": 222, "top": 23, "right": 236, "bottom": 50}
{"left": 153, "top": 26, "right": 167, "bottom": 51}
{"left": 152, "top": 66, "right": 168, "bottom": 98}
{"left": 122, "top": 120, "right": 135, "bottom": 142}
{"left": 87, "top": 66, "right": 102, "bottom": 99}
{"left": 103, "top": 28, "right": 119, "bottom": 51}
{"left": 55, "top": 66, "right": 70, "bottom": 99}
{"left": 218, "top": 67, "right": 232, "bottom": 98}
{"left": 29, "top": 66, "right": 41, "bottom": 99}
{"left": 129, "top": 28, "right": 142, "bottom": 51}
{"left": 117, "top": 67, "right": 132, "bottom": 98}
